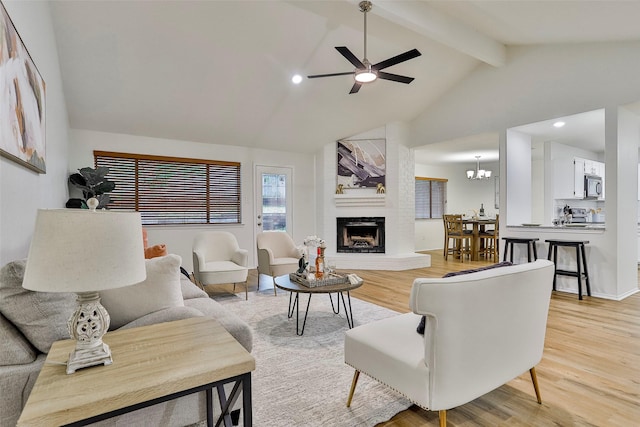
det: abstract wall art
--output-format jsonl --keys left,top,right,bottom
{"left": 0, "top": 1, "right": 46, "bottom": 173}
{"left": 337, "top": 139, "right": 385, "bottom": 189}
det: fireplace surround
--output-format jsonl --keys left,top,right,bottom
{"left": 336, "top": 217, "right": 385, "bottom": 253}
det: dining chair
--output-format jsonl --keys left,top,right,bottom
{"left": 443, "top": 214, "right": 471, "bottom": 262}
{"left": 479, "top": 214, "right": 499, "bottom": 261}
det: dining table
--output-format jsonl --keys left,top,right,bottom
{"left": 462, "top": 217, "right": 497, "bottom": 261}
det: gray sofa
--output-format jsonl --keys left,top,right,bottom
{"left": 0, "top": 258, "right": 252, "bottom": 426}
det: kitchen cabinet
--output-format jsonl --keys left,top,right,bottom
{"left": 554, "top": 157, "right": 605, "bottom": 200}
{"left": 553, "top": 157, "right": 584, "bottom": 199}
{"left": 583, "top": 159, "right": 600, "bottom": 175}
{"left": 599, "top": 161, "right": 605, "bottom": 200}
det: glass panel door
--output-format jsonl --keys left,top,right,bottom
{"left": 255, "top": 166, "right": 292, "bottom": 234}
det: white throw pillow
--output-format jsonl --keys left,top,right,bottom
{"left": 100, "top": 254, "right": 185, "bottom": 330}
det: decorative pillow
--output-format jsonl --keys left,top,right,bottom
{"left": 0, "top": 259, "right": 77, "bottom": 353}
{"left": 417, "top": 261, "right": 514, "bottom": 335}
{"left": 144, "top": 244, "right": 168, "bottom": 259}
{"left": 0, "top": 311, "right": 37, "bottom": 364}
{"left": 100, "top": 254, "right": 185, "bottom": 329}
{"left": 442, "top": 261, "right": 513, "bottom": 278}
{"left": 180, "top": 277, "right": 208, "bottom": 300}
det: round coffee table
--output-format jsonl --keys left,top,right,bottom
{"left": 274, "top": 274, "right": 363, "bottom": 336}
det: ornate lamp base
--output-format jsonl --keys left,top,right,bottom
{"left": 66, "top": 291, "right": 113, "bottom": 374}
{"left": 67, "top": 342, "right": 112, "bottom": 374}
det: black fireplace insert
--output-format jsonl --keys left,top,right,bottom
{"left": 336, "top": 217, "right": 385, "bottom": 253}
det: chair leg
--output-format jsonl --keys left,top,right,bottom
{"left": 272, "top": 276, "right": 277, "bottom": 296}
{"left": 244, "top": 281, "right": 248, "bottom": 300}
{"left": 529, "top": 367, "right": 542, "bottom": 404}
{"left": 439, "top": 410, "right": 447, "bottom": 427}
{"left": 346, "top": 370, "right": 360, "bottom": 407}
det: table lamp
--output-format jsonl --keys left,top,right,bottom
{"left": 22, "top": 199, "right": 146, "bottom": 374}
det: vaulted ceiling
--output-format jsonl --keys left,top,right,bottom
{"left": 49, "top": 1, "right": 640, "bottom": 155}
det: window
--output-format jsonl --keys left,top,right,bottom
{"left": 95, "top": 151, "right": 241, "bottom": 225}
{"left": 415, "top": 177, "right": 447, "bottom": 219}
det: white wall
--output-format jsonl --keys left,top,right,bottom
{"left": 410, "top": 41, "right": 640, "bottom": 299}
{"left": 506, "top": 130, "right": 532, "bottom": 225}
{"left": 68, "top": 129, "right": 317, "bottom": 271}
{"left": 0, "top": 1, "right": 70, "bottom": 266}
{"left": 414, "top": 161, "right": 498, "bottom": 251}
{"left": 318, "top": 123, "right": 428, "bottom": 269}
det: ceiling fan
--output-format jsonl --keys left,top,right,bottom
{"left": 307, "top": 1, "right": 421, "bottom": 94}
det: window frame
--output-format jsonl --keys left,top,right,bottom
{"left": 94, "top": 150, "right": 241, "bottom": 226}
{"left": 415, "top": 176, "right": 447, "bottom": 220}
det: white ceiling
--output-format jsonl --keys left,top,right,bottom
{"left": 48, "top": 1, "right": 640, "bottom": 158}
{"left": 414, "top": 108, "right": 607, "bottom": 165}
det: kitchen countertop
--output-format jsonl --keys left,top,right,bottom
{"left": 508, "top": 223, "right": 605, "bottom": 230}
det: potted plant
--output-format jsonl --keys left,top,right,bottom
{"left": 65, "top": 166, "right": 116, "bottom": 209}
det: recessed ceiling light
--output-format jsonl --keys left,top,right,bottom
{"left": 291, "top": 74, "right": 303, "bottom": 84}
{"left": 553, "top": 121, "right": 566, "bottom": 128}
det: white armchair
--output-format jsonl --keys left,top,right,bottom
{"left": 256, "top": 232, "right": 301, "bottom": 295}
{"left": 345, "top": 260, "right": 555, "bottom": 426}
{"left": 192, "top": 231, "right": 249, "bottom": 300}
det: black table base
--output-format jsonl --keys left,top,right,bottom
{"left": 287, "top": 291, "right": 356, "bottom": 335}
{"left": 63, "top": 373, "right": 252, "bottom": 427}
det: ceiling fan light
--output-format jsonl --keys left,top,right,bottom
{"left": 466, "top": 170, "right": 475, "bottom": 179}
{"left": 355, "top": 70, "right": 377, "bottom": 83}
{"left": 485, "top": 170, "right": 492, "bottom": 178}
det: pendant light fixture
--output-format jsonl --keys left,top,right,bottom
{"left": 467, "top": 156, "right": 492, "bottom": 180}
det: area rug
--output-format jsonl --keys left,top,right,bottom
{"left": 214, "top": 289, "right": 412, "bottom": 427}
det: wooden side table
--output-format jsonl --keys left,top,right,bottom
{"left": 17, "top": 317, "right": 255, "bottom": 427}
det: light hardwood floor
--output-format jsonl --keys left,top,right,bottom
{"left": 215, "top": 251, "right": 640, "bottom": 426}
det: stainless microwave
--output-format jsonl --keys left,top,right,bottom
{"left": 584, "top": 174, "right": 602, "bottom": 199}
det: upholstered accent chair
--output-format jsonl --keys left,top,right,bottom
{"left": 344, "top": 260, "right": 555, "bottom": 426}
{"left": 192, "top": 231, "right": 249, "bottom": 299}
{"left": 256, "top": 231, "right": 301, "bottom": 295}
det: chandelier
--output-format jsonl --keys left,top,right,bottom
{"left": 467, "top": 156, "right": 492, "bottom": 180}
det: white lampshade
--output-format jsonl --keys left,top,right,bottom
{"left": 23, "top": 208, "right": 147, "bottom": 293}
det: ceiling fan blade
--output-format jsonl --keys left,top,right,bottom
{"left": 373, "top": 48, "right": 421, "bottom": 71}
{"left": 336, "top": 46, "right": 365, "bottom": 69}
{"left": 377, "top": 71, "right": 415, "bottom": 84}
{"left": 349, "top": 82, "right": 362, "bottom": 94}
{"left": 307, "top": 71, "right": 355, "bottom": 79}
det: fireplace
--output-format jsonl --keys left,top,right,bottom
{"left": 337, "top": 217, "right": 385, "bottom": 253}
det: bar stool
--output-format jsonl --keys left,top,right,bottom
{"left": 545, "top": 239, "right": 591, "bottom": 300}
{"left": 502, "top": 237, "right": 539, "bottom": 263}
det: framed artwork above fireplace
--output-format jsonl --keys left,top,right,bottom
{"left": 337, "top": 139, "right": 385, "bottom": 189}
